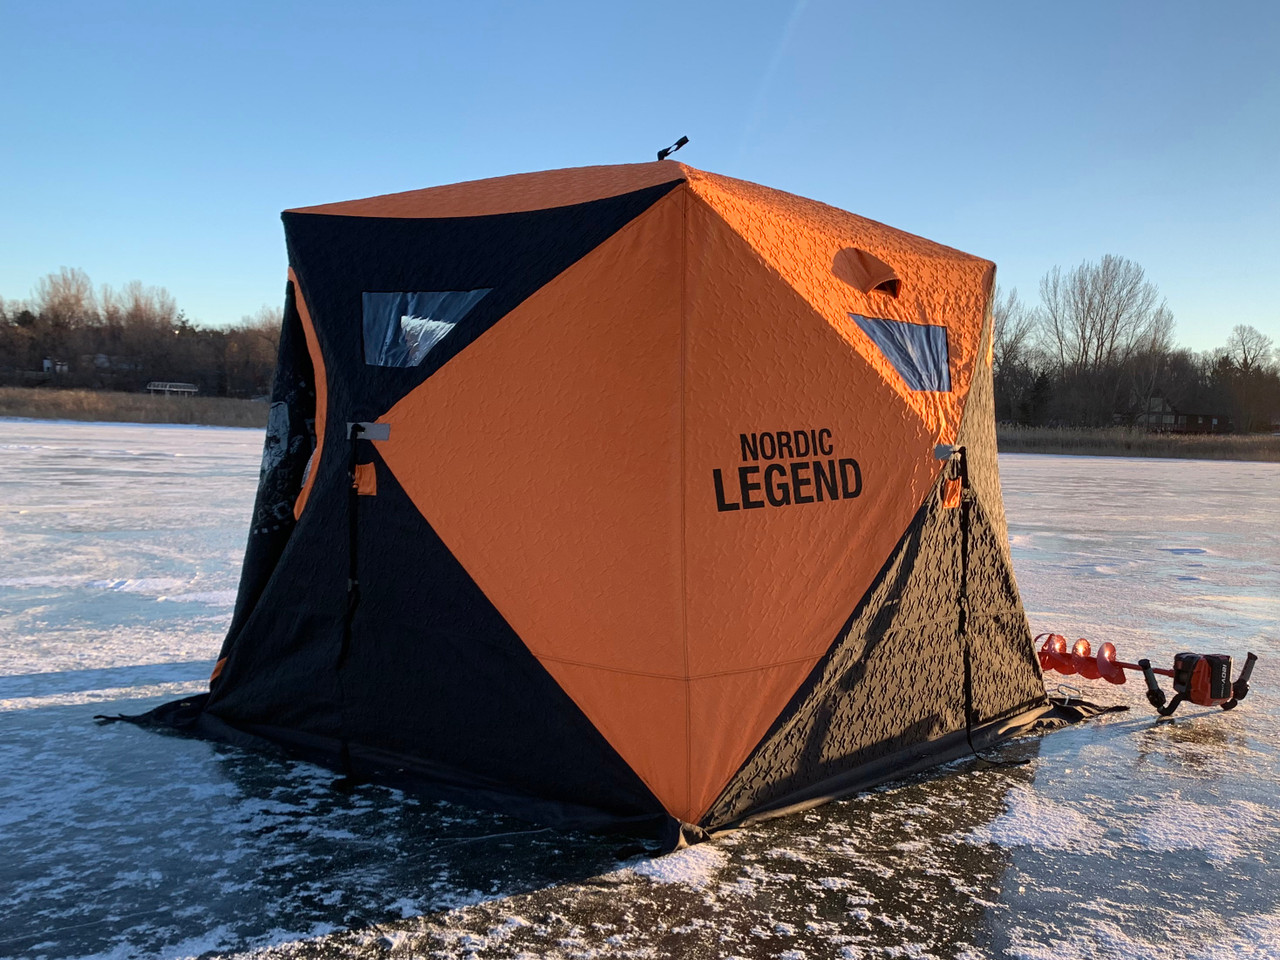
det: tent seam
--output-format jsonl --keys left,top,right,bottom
{"left": 288, "top": 269, "right": 328, "bottom": 522}
{"left": 533, "top": 653, "right": 821, "bottom": 682}
{"left": 680, "top": 183, "right": 692, "bottom": 819}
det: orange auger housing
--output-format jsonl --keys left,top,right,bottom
{"left": 136, "top": 162, "right": 1073, "bottom": 843}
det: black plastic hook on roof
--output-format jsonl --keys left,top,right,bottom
{"left": 657, "top": 136, "right": 689, "bottom": 161}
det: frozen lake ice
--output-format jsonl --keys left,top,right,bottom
{"left": 1, "top": 420, "right": 1277, "bottom": 959}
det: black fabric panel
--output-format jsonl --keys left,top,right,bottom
{"left": 954, "top": 291, "right": 1021, "bottom": 584}
{"left": 205, "top": 444, "right": 662, "bottom": 823}
{"left": 219, "top": 280, "right": 318, "bottom": 652}
{"left": 281, "top": 179, "right": 683, "bottom": 422}
{"left": 704, "top": 475, "right": 1048, "bottom": 828}
{"left": 720, "top": 705, "right": 1049, "bottom": 829}
{"left": 204, "top": 438, "right": 351, "bottom": 734}
{"left": 339, "top": 455, "right": 662, "bottom": 819}
{"left": 963, "top": 498, "right": 1048, "bottom": 719}
{"left": 707, "top": 698, "right": 1122, "bottom": 831}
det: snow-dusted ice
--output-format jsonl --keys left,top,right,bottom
{"left": 1, "top": 422, "right": 1277, "bottom": 959}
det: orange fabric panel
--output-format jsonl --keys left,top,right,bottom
{"left": 685, "top": 168, "right": 992, "bottom": 445}
{"left": 288, "top": 161, "right": 689, "bottom": 220}
{"left": 353, "top": 462, "right": 377, "bottom": 496}
{"left": 376, "top": 189, "right": 685, "bottom": 678}
{"left": 669, "top": 197, "right": 945, "bottom": 812}
{"left": 210, "top": 657, "right": 227, "bottom": 683}
{"left": 375, "top": 190, "right": 689, "bottom": 817}
{"left": 682, "top": 194, "right": 939, "bottom": 677}
{"left": 538, "top": 661, "right": 690, "bottom": 821}
{"left": 290, "top": 270, "right": 328, "bottom": 521}
{"left": 686, "top": 660, "right": 819, "bottom": 821}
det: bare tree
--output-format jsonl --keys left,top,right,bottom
{"left": 991, "top": 286, "right": 1036, "bottom": 377}
{"left": 33, "top": 267, "right": 97, "bottom": 325}
{"left": 240, "top": 305, "right": 282, "bottom": 336}
{"left": 116, "top": 280, "right": 178, "bottom": 329}
{"left": 990, "top": 286, "right": 1048, "bottom": 422}
{"left": 1035, "top": 255, "right": 1173, "bottom": 424}
{"left": 1225, "top": 324, "right": 1274, "bottom": 374}
{"left": 1219, "top": 325, "right": 1278, "bottom": 431}
{"left": 227, "top": 305, "right": 282, "bottom": 395}
{"left": 1127, "top": 303, "right": 1176, "bottom": 420}
{"left": 93, "top": 280, "right": 182, "bottom": 386}
{"left": 6, "top": 268, "right": 283, "bottom": 394}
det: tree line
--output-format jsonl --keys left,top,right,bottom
{"left": 0, "top": 267, "right": 280, "bottom": 398}
{"left": 3, "top": 259, "right": 1278, "bottom": 431}
{"left": 993, "top": 255, "right": 1278, "bottom": 433}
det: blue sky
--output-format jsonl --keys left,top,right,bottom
{"left": 2, "top": 0, "right": 1277, "bottom": 352}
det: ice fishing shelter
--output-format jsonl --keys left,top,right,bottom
{"left": 175, "top": 161, "right": 1059, "bottom": 841}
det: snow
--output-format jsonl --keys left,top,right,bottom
{"left": 960, "top": 785, "right": 1108, "bottom": 852}
{"left": 1, "top": 423, "right": 1278, "bottom": 960}
{"left": 1132, "top": 795, "right": 1274, "bottom": 863}
{"left": 624, "top": 843, "right": 729, "bottom": 888}
{"left": 1003, "top": 911, "right": 1280, "bottom": 960}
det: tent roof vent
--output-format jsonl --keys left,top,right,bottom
{"left": 832, "top": 247, "right": 900, "bottom": 297}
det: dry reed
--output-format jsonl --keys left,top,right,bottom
{"left": 997, "top": 425, "right": 1280, "bottom": 462}
{"left": 0, "top": 387, "right": 269, "bottom": 428}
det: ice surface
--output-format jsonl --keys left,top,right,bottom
{"left": 1, "top": 423, "right": 1277, "bottom": 959}
{"left": 0, "top": 420, "right": 252, "bottom": 684}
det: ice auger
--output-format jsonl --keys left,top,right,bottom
{"left": 1036, "top": 634, "right": 1258, "bottom": 717}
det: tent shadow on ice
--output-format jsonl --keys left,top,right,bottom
{"left": 113, "top": 161, "right": 1102, "bottom": 846}
{"left": 3, "top": 700, "right": 631, "bottom": 960}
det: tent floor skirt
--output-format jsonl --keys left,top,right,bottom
{"left": 97, "top": 694, "right": 692, "bottom": 846}
{"left": 706, "top": 698, "right": 1121, "bottom": 834}
{"left": 99, "top": 696, "right": 1117, "bottom": 849}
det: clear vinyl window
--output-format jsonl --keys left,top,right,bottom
{"left": 850, "top": 314, "right": 951, "bottom": 392}
{"left": 363, "top": 290, "right": 491, "bottom": 367}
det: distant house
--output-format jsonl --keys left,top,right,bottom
{"left": 1173, "top": 411, "right": 1231, "bottom": 434}
{"left": 82, "top": 354, "right": 143, "bottom": 373}
{"left": 1132, "top": 396, "right": 1177, "bottom": 431}
{"left": 1131, "top": 396, "right": 1230, "bottom": 434}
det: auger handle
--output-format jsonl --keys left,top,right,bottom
{"left": 1224, "top": 652, "right": 1258, "bottom": 710}
{"left": 1138, "top": 658, "right": 1167, "bottom": 710}
{"left": 1238, "top": 652, "right": 1258, "bottom": 687}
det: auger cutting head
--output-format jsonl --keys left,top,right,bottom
{"left": 1037, "top": 634, "right": 1258, "bottom": 718}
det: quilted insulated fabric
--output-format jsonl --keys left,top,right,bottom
{"left": 132, "top": 161, "right": 1060, "bottom": 842}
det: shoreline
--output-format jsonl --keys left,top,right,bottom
{"left": 2, "top": 388, "right": 1277, "bottom": 461}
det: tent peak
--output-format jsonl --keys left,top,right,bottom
{"left": 285, "top": 161, "right": 694, "bottom": 221}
